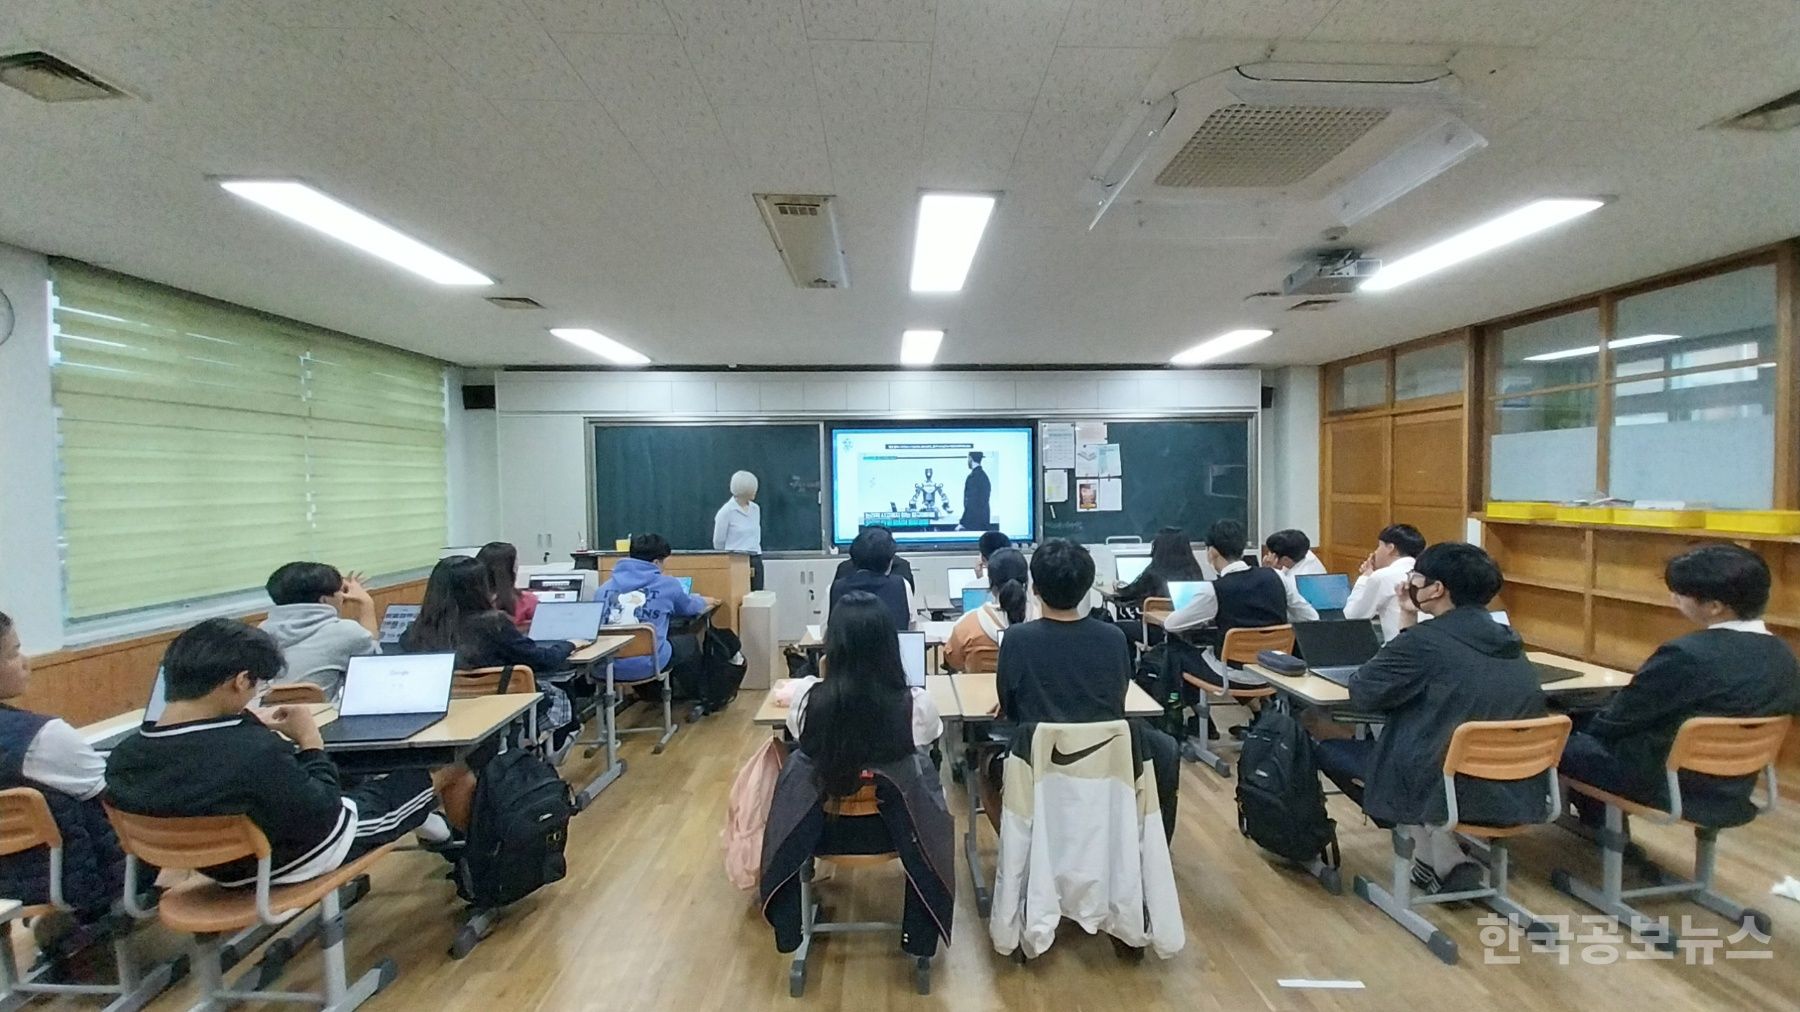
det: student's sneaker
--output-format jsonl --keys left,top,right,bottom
{"left": 416, "top": 812, "right": 453, "bottom": 845}
{"left": 1410, "top": 859, "right": 1442, "bottom": 893}
{"left": 1414, "top": 859, "right": 1485, "bottom": 896}
{"left": 546, "top": 735, "right": 576, "bottom": 767}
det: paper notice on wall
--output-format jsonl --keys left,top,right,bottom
{"left": 1042, "top": 424, "right": 1076, "bottom": 469}
{"left": 1075, "top": 477, "right": 1122, "bottom": 512}
{"left": 1076, "top": 421, "right": 1107, "bottom": 445}
{"left": 1043, "top": 469, "right": 1069, "bottom": 502}
{"left": 1096, "top": 477, "right": 1122, "bottom": 511}
{"left": 1075, "top": 442, "right": 1121, "bottom": 477}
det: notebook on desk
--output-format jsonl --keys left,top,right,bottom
{"left": 319, "top": 653, "right": 455, "bottom": 744}
{"left": 1292, "top": 620, "right": 1383, "bottom": 687}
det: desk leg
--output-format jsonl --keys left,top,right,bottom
{"left": 955, "top": 717, "right": 992, "bottom": 918}
{"left": 575, "top": 658, "right": 627, "bottom": 810}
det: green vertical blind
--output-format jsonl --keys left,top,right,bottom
{"left": 50, "top": 261, "right": 447, "bottom": 620}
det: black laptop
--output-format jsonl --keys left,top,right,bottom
{"left": 1292, "top": 619, "right": 1383, "bottom": 687}
{"left": 319, "top": 653, "right": 456, "bottom": 744}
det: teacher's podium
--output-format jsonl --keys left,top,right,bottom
{"left": 570, "top": 550, "right": 753, "bottom": 632}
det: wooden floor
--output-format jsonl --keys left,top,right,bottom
{"left": 26, "top": 703, "right": 1800, "bottom": 1011}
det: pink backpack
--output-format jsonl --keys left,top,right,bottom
{"left": 723, "top": 737, "right": 784, "bottom": 891}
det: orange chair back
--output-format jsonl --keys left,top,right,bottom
{"left": 1220, "top": 625, "right": 1294, "bottom": 667}
{"left": 0, "top": 788, "right": 61, "bottom": 857}
{"left": 453, "top": 665, "right": 536, "bottom": 698}
{"left": 261, "top": 683, "right": 327, "bottom": 706}
{"left": 103, "top": 805, "right": 270, "bottom": 871}
{"left": 1667, "top": 715, "right": 1792, "bottom": 778}
{"left": 824, "top": 783, "right": 881, "bottom": 818}
{"left": 1443, "top": 715, "right": 1572, "bottom": 780}
{"left": 960, "top": 642, "right": 998, "bottom": 674}
{"left": 1141, "top": 597, "right": 1172, "bottom": 622}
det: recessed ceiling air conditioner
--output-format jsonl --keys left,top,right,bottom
{"left": 1084, "top": 59, "right": 1485, "bottom": 238}
{"left": 754, "top": 193, "right": 850, "bottom": 290}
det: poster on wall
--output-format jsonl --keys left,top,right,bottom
{"left": 1042, "top": 423, "right": 1076, "bottom": 470}
{"left": 1043, "top": 469, "right": 1068, "bottom": 502}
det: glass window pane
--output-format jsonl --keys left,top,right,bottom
{"left": 1495, "top": 308, "right": 1601, "bottom": 393}
{"left": 1489, "top": 389, "right": 1598, "bottom": 501}
{"left": 1608, "top": 365, "right": 1775, "bottom": 509}
{"left": 1394, "top": 340, "right": 1464, "bottom": 400}
{"left": 1329, "top": 359, "right": 1387, "bottom": 411}
{"left": 1611, "top": 264, "right": 1776, "bottom": 376}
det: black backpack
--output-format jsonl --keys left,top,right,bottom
{"left": 1234, "top": 706, "right": 1340, "bottom": 869}
{"left": 693, "top": 626, "right": 748, "bottom": 713}
{"left": 456, "top": 749, "right": 573, "bottom": 909}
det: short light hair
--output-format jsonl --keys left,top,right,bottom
{"left": 730, "top": 470, "right": 759, "bottom": 497}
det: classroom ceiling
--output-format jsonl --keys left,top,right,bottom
{"left": 2, "top": 0, "right": 1800, "bottom": 370}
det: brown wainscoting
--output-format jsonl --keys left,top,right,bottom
{"left": 23, "top": 579, "right": 426, "bottom": 726}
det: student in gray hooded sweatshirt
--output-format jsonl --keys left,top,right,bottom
{"left": 259, "top": 562, "right": 380, "bottom": 697}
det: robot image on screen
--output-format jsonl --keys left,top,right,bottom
{"left": 831, "top": 427, "right": 1032, "bottom": 546}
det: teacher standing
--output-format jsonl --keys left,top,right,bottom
{"left": 714, "top": 470, "right": 764, "bottom": 591}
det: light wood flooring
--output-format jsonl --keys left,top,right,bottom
{"left": 22, "top": 701, "right": 1800, "bottom": 1011}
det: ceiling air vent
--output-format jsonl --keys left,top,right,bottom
{"left": 754, "top": 193, "right": 849, "bottom": 289}
{"left": 1717, "top": 87, "right": 1800, "bottom": 132}
{"left": 0, "top": 51, "right": 128, "bottom": 102}
{"left": 1156, "top": 104, "right": 1392, "bottom": 188}
{"left": 484, "top": 296, "right": 544, "bottom": 310}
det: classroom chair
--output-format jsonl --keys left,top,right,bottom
{"left": 958, "top": 642, "right": 998, "bottom": 675}
{"left": 451, "top": 665, "right": 537, "bottom": 699}
{"left": 1181, "top": 625, "right": 1290, "bottom": 777}
{"left": 1139, "top": 596, "right": 1172, "bottom": 651}
{"left": 104, "top": 805, "right": 400, "bottom": 1012}
{"left": 1354, "top": 715, "right": 1571, "bottom": 965}
{"left": 261, "top": 683, "right": 328, "bottom": 706}
{"left": 597, "top": 625, "right": 679, "bottom": 754}
{"left": 0, "top": 788, "right": 179, "bottom": 1011}
{"left": 785, "top": 778, "right": 930, "bottom": 998}
{"left": 1552, "top": 715, "right": 1791, "bottom": 949}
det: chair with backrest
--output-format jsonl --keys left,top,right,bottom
{"left": 1354, "top": 715, "right": 1572, "bottom": 964}
{"left": 785, "top": 777, "right": 929, "bottom": 998}
{"left": 451, "top": 665, "right": 536, "bottom": 700}
{"left": 0, "top": 788, "right": 178, "bottom": 1009}
{"left": 261, "top": 683, "right": 328, "bottom": 706}
{"left": 1179, "top": 625, "right": 1292, "bottom": 777}
{"left": 1552, "top": 714, "right": 1792, "bottom": 950}
{"left": 103, "top": 805, "right": 401, "bottom": 1011}
{"left": 596, "top": 625, "right": 679, "bottom": 754}
{"left": 1139, "top": 596, "right": 1172, "bottom": 651}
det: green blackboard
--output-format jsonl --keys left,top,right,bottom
{"left": 1040, "top": 418, "right": 1252, "bottom": 543}
{"left": 591, "top": 423, "right": 823, "bottom": 551}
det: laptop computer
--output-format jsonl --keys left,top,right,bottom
{"left": 377, "top": 603, "right": 420, "bottom": 649}
{"left": 1167, "top": 580, "right": 1205, "bottom": 613}
{"left": 897, "top": 631, "right": 927, "bottom": 688}
{"left": 961, "top": 586, "right": 988, "bottom": 613}
{"left": 319, "top": 653, "right": 456, "bottom": 744}
{"left": 1292, "top": 620, "right": 1383, "bottom": 686}
{"left": 1489, "top": 609, "right": 1510, "bottom": 626}
{"left": 527, "top": 601, "right": 604, "bottom": 642}
{"left": 527, "top": 572, "right": 587, "bottom": 603}
{"left": 1114, "top": 555, "right": 1151, "bottom": 585}
{"left": 90, "top": 670, "right": 169, "bottom": 752}
{"left": 678, "top": 576, "right": 693, "bottom": 593}
{"left": 946, "top": 568, "right": 978, "bottom": 600}
{"left": 1295, "top": 574, "right": 1352, "bottom": 618}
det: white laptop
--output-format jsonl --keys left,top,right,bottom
{"left": 1115, "top": 555, "right": 1151, "bottom": 585}
{"left": 946, "top": 567, "right": 979, "bottom": 600}
{"left": 527, "top": 601, "right": 605, "bottom": 642}
{"left": 897, "top": 631, "right": 927, "bottom": 688}
{"left": 319, "top": 653, "right": 456, "bottom": 744}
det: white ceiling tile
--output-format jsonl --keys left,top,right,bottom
{"left": 811, "top": 40, "right": 931, "bottom": 183}
{"left": 230, "top": 0, "right": 405, "bottom": 29}
{"left": 523, "top": 0, "right": 676, "bottom": 33}
{"left": 387, "top": 0, "right": 540, "bottom": 29}
{"left": 425, "top": 24, "right": 591, "bottom": 100}
{"left": 802, "top": 0, "right": 937, "bottom": 42}
{"left": 922, "top": 108, "right": 1029, "bottom": 189}
{"left": 1059, "top": 1, "right": 1202, "bottom": 48}
{"left": 485, "top": 99, "right": 659, "bottom": 192}
{"left": 554, "top": 32, "right": 739, "bottom": 186}
{"left": 1306, "top": 0, "right": 1578, "bottom": 46}
{"left": 930, "top": 0, "right": 1072, "bottom": 113}
{"left": 682, "top": 30, "right": 817, "bottom": 109}
{"left": 715, "top": 103, "right": 834, "bottom": 190}
{"left": 663, "top": 0, "right": 806, "bottom": 38}
{"left": 1196, "top": 0, "right": 1337, "bottom": 39}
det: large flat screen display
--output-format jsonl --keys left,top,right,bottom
{"left": 830, "top": 425, "right": 1035, "bottom": 546}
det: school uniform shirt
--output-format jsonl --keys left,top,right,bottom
{"left": 784, "top": 678, "right": 943, "bottom": 747}
{"left": 260, "top": 603, "right": 378, "bottom": 696}
{"left": 997, "top": 617, "right": 1131, "bottom": 724}
{"left": 7, "top": 717, "right": 105, "bottom": 801}
{"left": 713, "top": 499, "right": 762, "bottom": 555}
{"left": 105, "top": 712, "right": 360, "bottom": 886}
{"left": 1290, "top": 551, "right": 1327, "bottom": 577}
{"left": 1162, "top": 561, "right": 1318, "bottom": 634}
{"left": 1344, "top": 556, "right": 1416, "bottom": 642}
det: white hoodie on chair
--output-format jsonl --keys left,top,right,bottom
{"left": 989, "top": 720, "right": 1184, "bottom": 959}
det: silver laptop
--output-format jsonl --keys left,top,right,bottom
{"left": 319, "top": 653, "right": 456, "bottom": 744}
{"left": 898, "top": 631, "right": 927, "bottom": 688}
{"left": 527, "top": 601, "right": 604, "bottom": 642}
{"left": 1115, "top": 555, "right": 1151, "bottom": 585}
{"left": 946, "top": 568, "right": 978, "bottom": 600}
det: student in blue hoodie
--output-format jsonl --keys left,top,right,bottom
{"left": 597, "top": 534, "right": 714, "bottom": 689}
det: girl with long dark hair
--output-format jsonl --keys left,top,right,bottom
{"left": 476, "top": 542, "right": 536, "bottom": 632}
{"left": 944, "top": 547, "right": 1030, "bottom": 672}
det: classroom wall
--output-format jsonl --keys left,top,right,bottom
{"left": 446, "top": 368, "right": 500, "bottom": 547}
{"left": 488, "top": 368, "right": 1274, "bottom": 558}
{"left": 1258, "top": 366, "right": 1322, "bottom": 540}
{"left": 0, "top": 242, "right": 64, "bottom": 655}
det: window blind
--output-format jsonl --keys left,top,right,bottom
{"left": 50, "top": 261, "right": 448, "bottom": 621}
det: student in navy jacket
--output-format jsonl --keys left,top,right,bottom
{"left": 1560, "top": 544, "right": 1800, "bottom": 827}
{"left": 827, "top": 527, "right": 914, "bottom": 632}
{"left": 596, "top": 534, "right": 712, "bottom": 687}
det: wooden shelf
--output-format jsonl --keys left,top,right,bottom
{"left": 1590, "top": 586, "right": 1674, "bottom": 609}
{"left": 1477, "top": 514, "right": 1800, "bottom": 544}
{"left": 1500, "top": 574, "right": 1586, "bottom": 595}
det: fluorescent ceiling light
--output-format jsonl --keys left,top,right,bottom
{"left": 900, "top": 329, "right": 944, "bottom": 366}
{"left": 1523, "top": 333, "right": 1684, "bottom": 363}
{"left": 550, "top": 328, "right": 651, "bottom": 366}
{"left": 1171, "top": 328, "right": 1273, "bottom": 366}
{"left": 218, "top": 179, "right": 493, "bottom": 286}
{"left": 909, "top": 192, "right": 997, "bottom": 293}
{"left": 1360, "top": 198, "right": 1605, "bottom": 293}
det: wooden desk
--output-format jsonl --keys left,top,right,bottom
{"left": 948, "top": 673, "right": 1161, "bottom": 721}
{"left": 80, "top": 703, "right": 338, "bottom": 748}
{"left": 571, "top": 634, "right": 636, "bottom": 665}
{"left": 795, "top": 623, "right": 951, "bottom": 650}
{"left": 753, "top": 676, "right": 963, "bottom": 728}
{"left": 1248, "top": 650, "right": 1637, "bottom": 709}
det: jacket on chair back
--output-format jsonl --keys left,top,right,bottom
{"left": 990, "top": 720, "right": 1184, "bottom": 959}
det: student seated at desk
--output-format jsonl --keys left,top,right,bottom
{"left": 827, "top": 527, "right": 919, "bottom": 632}
{"left": 596, "top": 534, "right": 713, "bottom": 693}
{"left": 259, "top": 562, "right": 379, "bottom": 698}
{"left": 477, "top": 542, "right": 537, "bottom": 632}
{"left": 1111, "top": 527, "right": 1205, "bottom": 645}
{"left": 0, "top": 610, "right": 134, "bottom": 941}
{"left": 994, "top": 539, "right": 1179, "bottom": 840}
{"left": 944, "top": 548, "right": 1029, "bottom": 671}
{"left": 1307, "top": 543, "right": 1546, "bottom": 893}
{"left": 973, "top": 531, "right": 1012, "bottom": 579}
{"left": 1164, "top": 519, "right": 1318, "bottom": 659}
{"left": 402, "top": 556, "right": 581, "bottom": 752}
{"left": 833, "top": 525, "right": 916, "bottom": 592}
{"left": 1261, "top": 529, "right": 1327, "bottom": 578}
{"left": 1559, "top": 544, "right": 1800, "bottom": 827}
{"left": 106, "top": 619, "right": 448, "bottom": 887}
{"left": 1343, "top": 524, "right": 1425, "bottom": 642}
{"left": 784, "top": 593, "right": 941, "bottom": 749}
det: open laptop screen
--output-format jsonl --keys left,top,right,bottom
{"left": 1291, "top": 620, "right": 1382, "bottom": 669}
{"left": 897, "top": 631, "right": 927, "bottom": 688}
{"left": 1294, "top": 574, "right": 1352, "bottom": 612}
{"left": 1167, "top": 580, "right": 1205, "bottom": 613}
{"left": 961, "top": 586, "right": 988, "bottom": 613}
{"left": 143, "top": 670, "right": 169, "bottom": 723}
{"left": 1114, "top": 555, "right": 1151, "bottom": 585}
{"left": 946, "top": 568, "right": 978, "bottom": 599}
{"left": 339, "top": 654, "right": 455, "bottom": 717}
{"left": 378, "top": 604, "right": 420, "bottom": 644}
{"left": 528, "top": 602, "right": 605, "bottom": 642}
